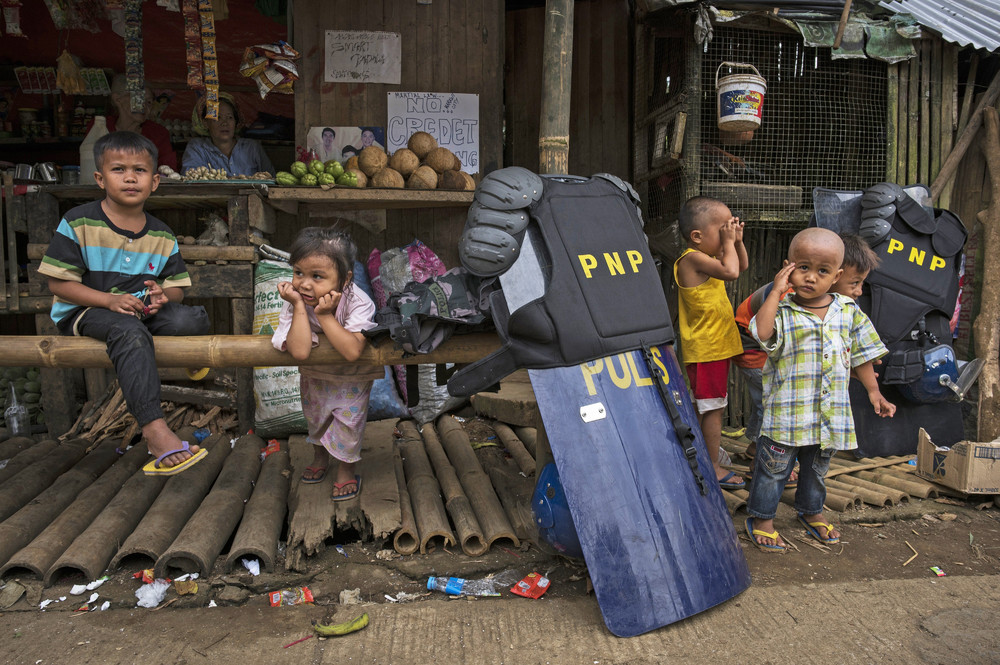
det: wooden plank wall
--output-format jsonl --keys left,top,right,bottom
{"left": 290, "top": 0, "right": 504, "bottom": 267}
{"left": 504, "top": 0, "right": 632, "bottom": 179}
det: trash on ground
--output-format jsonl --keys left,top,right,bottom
{"left": 384, "top": 591, "right": 424, "bottom": 603}
{"left": 283, "top": 635, "right": 313, "bottom": 648}
{"left": 339, "top": 588, "right": 361, "bottom": 605}
{"left": 335, "top": 544, "right": 348, "bottom": 558}
{"left": 132, "top": 569, "right": 157, "bottom": 584}
{"left": 930, "top": 566, "right": 947, "bottom": 577}
{"left": 174, "top": 573, "right": 199, "bottom": 582}
{"left": 100, "top": 601, "right": 110, "bottom": 611}
{"left": 269, "top": 586, "right": 314, "bottom": 607}
{"left": 175, "top": 580, "right": 198, "bottom": 596}
{"left": 375, "top": 549, "right": 397, "bottom": 561}
{"left": 510, "top": 572, "right": 550, "bottom": 599}
{"left": 86, "top": 576, "right": 108, "bottom": 591}
{"left": 0, "top": 581, "right": 26, "bottom": 609}
{"left": 135, "top": 579, "right": 171, "bottom": 608}
{"left": 427, "top": 569, "right": 522, "bottom": 597}
{"left": 70, "top": 584, "right": 88, "bottom": 596}
{"left": 242, "top": 558, "right": 261, "bottom": 576}
{"left": 208, "top": 600, "right": 218, "bottom": 607}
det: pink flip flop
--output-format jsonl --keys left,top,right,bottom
{"left": 331, "top": 475, "right": 361, "bottom": 501}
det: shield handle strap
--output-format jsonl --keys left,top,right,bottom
{"left": 641, "top": 343, "right": 708, "bottom": 495}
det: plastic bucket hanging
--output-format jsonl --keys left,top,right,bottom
{"left": 716, "top": 62, "right": 767, "bottom": 132}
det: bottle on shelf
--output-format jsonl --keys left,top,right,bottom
{"left": 79, "top": 115, "right": 109, "bottom": 185}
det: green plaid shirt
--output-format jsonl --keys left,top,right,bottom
{"left": 749, "top": 293, "right": 886, "bottom": 450}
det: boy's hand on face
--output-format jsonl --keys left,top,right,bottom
{"left": 720, "top": 218, "right": 737, "bottom": 243}
{"left": 277, "top": 281, "right": 303, "bottom": 305}
{"left": 869, "top": 390, "right": 896, "bottom": 418}
{"left": 314, "top": 290, "right": 342, "bottom": 316}
{"left": 773, "top": 261, "right": 796, "bottom": 293}
{"left": 732, "top": 217, "right": 744, "bottom": 243}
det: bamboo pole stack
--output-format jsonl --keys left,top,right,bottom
{"left": 395, "top": 420, "right": 455, "bottom": 553}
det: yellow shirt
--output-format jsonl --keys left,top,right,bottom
{"left": 673, "top": 248, "right": 743, "bottom": 364}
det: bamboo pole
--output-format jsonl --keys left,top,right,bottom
{"left": 851, "top": 469, "right": 934, "bottom": 499}
{"left": 956, "top": 53, "right": 979, "bottom": 137}
{"left": 834, "top": 474, "right": 909, "bottom": 504}
{"left": 0, "top": 436, "right": 34, "bottom": 462}
{"left": 225, "top": 437, "right": 290, "bottom": 573}
{"left": 721, "top": 489, "right": 746, "bottom": 515}
{"left": 436, "top": 415, "right": 519, "bottom": 549}
{"left": 513, "top": 426, "right": 537, "bottom": 458}
{"left": 155, "top": 434, "right": 262, "bottom": 578}
{"left": 391, "top": 449, "right": 419, "bottom": 556}
{"left": 930, "top": 39, "right": 943, "bottom": 186}
{"left": 827, "top": 478, "right": 892, "bottom": 507}
{"left": 26, "top": 243, "right": 255, "bottom": 262}
{"left": 897, "top": 61, "right": 909, "bottom": 183}
{"left": 0, "top": 441, "right": 147, "bottom": 579}
{"left": 470, "top": 433, "right": 537, "bottom": 543}
{"left": 417, "top": 421, "right": 488, "bottom": 556}
{"left": 0, "top": 439, "right": 58, "bottom": 486}
{"left": 0, "top": 438, "right": 92, "bottom": 523}
{"left": 0, "top": 333, "right": 502, "bottom": 369}
{"left": 538, "top": 0, "right": 574, "bottom": 174}
{"left": 940, "top": 43, "right": 957, "bottom": 209}
{"left": 45, "top": 461, "right": 168, "bottom": 585}
{"left": 833, "top": 0, "right": 853, "bottom": 49}
{"left": 111, "top": 430, "right": 229, "bottom": 570}
{"left": 492, "top": 422, "right": 535, "bottom": 477}
{"left": 920, "top": 41, "right": 932, "bottom": 185}
{"left": 0, "top": 438, "right": 120, "bottom": 570}
{"left": 395, "top": 420, "right": 455, "bottom": 553}
{"left": 886, "top": 63, "right": 899, "bottom": 184}
{"left": 823, "top": 486, "right": 863, "bottom": 511}
{"left": 975, "top": 106, "right": 1000, "bottom": 440}
{"left": 907, "top": 55, "right": 920, "bottom": 184}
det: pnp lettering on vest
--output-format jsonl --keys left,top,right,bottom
{"left": 577, "top": 251, "right": 644, "bottom": 279}
{"left": 885, "top": 238, "right": 948, "bottom": 272}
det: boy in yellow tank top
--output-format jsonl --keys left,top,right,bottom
{"left": 673, "top": 196, "right": 748, "bottom": 490}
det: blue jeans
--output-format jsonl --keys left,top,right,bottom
{"left": 736, "top": 365, "right": 763, "bottom": 444}
{"left": 746, "top": 436, "right": 834, "bottom": 520}
{"left": 61, "top": 303, "right": 210, "bottom": 426}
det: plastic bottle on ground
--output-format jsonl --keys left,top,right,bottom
{"left": 5, "top": 384, "right": 29, "bottom": 436}
{"left": 427, "top": 575, "right": 504, "bottom": 597}
{"left": 79, "top": 115, "right": 108, "bottom": 185}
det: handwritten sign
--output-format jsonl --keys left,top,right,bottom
{"left": 387, "top": 92, "right": 480, "bottom": 174}
{"left": 325, "top": 31, "right": 400, "bottom": 84}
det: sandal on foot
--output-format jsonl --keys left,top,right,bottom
{"left": 332, "top": 475, "right": 362, "bottom": 501}
{"left": 718, "top": 471, "right": 746, "bottom": 490}
{"left": 142, "top": 441, "right": 207, "bottom": 476}
{"left": 798, "top": 514, "right": 840, "bottom": 544}
{"left": 744, "top": 517, "right": 787, "bottom": 553}
{"left": 301, "top": 465, "right": 328, "bottom": 484}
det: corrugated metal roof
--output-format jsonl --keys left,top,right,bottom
{"left": 879, "top": 0, "right": 1000, "bottom": 52}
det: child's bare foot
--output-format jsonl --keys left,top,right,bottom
{"left": 745, "top": 517, "right": 787, "bottom": 552}
{"left": 301, "top": 446, "right": 330, "bottom": 483}
{"left": 798, "top": 513, "right": 840, "bottom": 544}
{"left": 332, "top": 461, "right": 359, "bottom": 499}
{"left": 142, "top": 418, "right": 199, "bottom": 468}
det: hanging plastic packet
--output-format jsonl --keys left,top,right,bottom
{"left": 198, "top": 0, "right": 218, "bottom": 118}
{"left": 4, "top": 0, "right": 26, "bottom": 37}
{"left": 510, "top": 572, "right": 550, "bottom": 599}
{"left": 183, "top": 0, "right": 203, "bottom": 88}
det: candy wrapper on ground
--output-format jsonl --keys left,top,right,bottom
{"left": 269, "top": 586, "right": 314, "bottom": 607}
{"left": 511, "top": 572, "right": 550, "bottom": 599}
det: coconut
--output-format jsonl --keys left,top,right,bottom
{"left": 388, "top": 148, "right": 420, "bottom": 177}
{"left": 425, "top": 147, "right": 459, "bottom": 174}
{"left": 358, "top": 146, "right": 388, "bottom": 178}
{"left": 407, "top": 165, "right": 438, "bottom": 189}
{"left": 460, "top": 171, "right": 476, "bottom": 190}
{"left": 347, "top": 168, "right": 368, "bottom": 188}
{"left": 371, "top": 167, "right": 405, "bottom": 189}
{"left": 452, "top": 153, "right": 463, "bottom": 171}
{"left": 439, "top": 170, "right": 468, "bottom": 190}
{"left": 407, "top": 131, "right": 438, "bottom": 160}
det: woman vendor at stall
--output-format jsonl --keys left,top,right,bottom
{"left": 181, "top": 93, "right": 274, "bottom": 177}
{"left": 106, "top": 75, "right": 178, "bottom": 170}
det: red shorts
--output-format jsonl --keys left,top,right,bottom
{"left": 686, "top": 359, "right": 730, "bottom": 412}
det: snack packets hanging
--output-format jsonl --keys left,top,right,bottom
{"left": 239, "top": 41, "right": 300, "bottom": 99}
{"left": 198, "top": 0, "right": 219, "bottom": 119}
{"left": 182, "top": 0, "right": 203, "bottom": 88}
{"left": 124, "top": 0, "right": 144, "bottom": 113}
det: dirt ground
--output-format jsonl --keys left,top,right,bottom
{"left": 2, "top": 491, "right": 999, "bottom": 664}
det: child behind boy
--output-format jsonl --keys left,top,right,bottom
{"left": 733, "top": 233, "right": 881, "bottom": 470}
{"left": 271, "top": 227, "right": 382, "bottom": 500}
{"left": 674, "top": 196, "right": 748, "bottom": 490}
{"left": 745, "top": 228, "right": 894, "bottom": 552}
{"left": 39, "top": 131, "right": 210, "bottom": 475}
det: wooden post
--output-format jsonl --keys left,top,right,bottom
{"left": 833, "top": 0, "right": 853, "bottom": 50}
{"left": 538, "top": 0, "right": 574, "bottom": 174}
{"left": 886, "top": 64, "right": 898, "bottom": 183}
{"left": 931, "top": 70, "right": 1000, "bottom": 201}
{"left": 939, "top": 44, "right": 958, "bottom": 209}
{"left": 897, "top": 61, "right": 909, "bottom": 182}
{"left": 920, "top": 42, "right": 931, "bottom": 186}
{"left": 975, "top": 107, "right": 1000, "bottom": 441}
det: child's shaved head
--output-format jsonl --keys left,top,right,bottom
{"left": 788, "top": 227, "right": 845, "bottom": 265}
{"left": 679, "top": 196, "right": 728, "bottom": 241}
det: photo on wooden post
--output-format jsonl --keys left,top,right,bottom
{"left": 307, "top": 126, "right": 386, "bottom": 163}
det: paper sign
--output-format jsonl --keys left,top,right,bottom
{"left": 325, "top": 31, "right": 401, "bottom": 84}
{"left": 387, "top": 92, "right": 480, "bottom": 174}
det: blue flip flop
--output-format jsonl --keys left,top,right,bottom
{"left": 798, "top": 514, "right": 840, "bottom": 544}
{"left": 142, "top": 441, "right": 207, "bottom": 476}
{"left": 745, "top": 517, "right": 787, "bottom": 553}
{"left": 718, "top": 471, "right": 746, "bottom": 490}
{"left": 332, "top": 475, "right": 362, "bottom": 501}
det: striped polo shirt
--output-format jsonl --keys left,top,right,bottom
{"left": 38, "top": 200, "right": 192, "bottom": 326}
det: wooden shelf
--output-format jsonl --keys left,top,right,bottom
{"left": 266, "top": 186, "right": 474, "bottom": 211}
{"left": 40, "top": 183, "right": 267, "bottom": 208}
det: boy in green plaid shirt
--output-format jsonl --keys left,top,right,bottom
{"left": 745, "top": 228, "right": 895, "bottom": 552}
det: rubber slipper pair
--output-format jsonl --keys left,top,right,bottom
{"left": 798, "top": 514, "right": 840, "bottom": 544}
{"left": 718, "top": 471, "right": 746, "bottom": 490}
{"left": 301, "top": 465, "right": 328, "bottom": 484}
{"left": 744, "top": 517, "right": 787, "bottom": 553}
{"left": 142, "top": 441, "right": 207, "bottom": 476}
{"left": 332, "top": 475, "right": 362, "bottom": 502}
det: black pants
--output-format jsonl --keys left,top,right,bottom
{"left": 61, "top": 303, "right": 210, "bottom": 426}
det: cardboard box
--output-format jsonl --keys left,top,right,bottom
{"left": 916, "top": 428, "right": 1000, "bottom": 494}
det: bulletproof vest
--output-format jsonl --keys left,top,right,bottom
{"left": 448, "top": 174, "right": 675, "bottom": 397}
{"left": 860, "top": 196, "right": 966, "bottom": 384}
